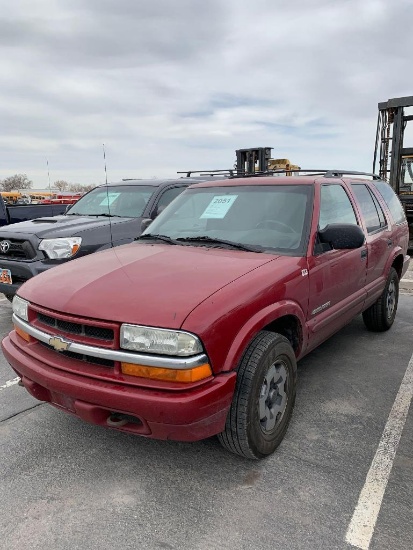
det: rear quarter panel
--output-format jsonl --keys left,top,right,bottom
{"left": 367, "top": 182, "right": 409, "bottom": 280}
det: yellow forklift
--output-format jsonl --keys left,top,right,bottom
{"left": 234, "top": 147, "right": 300, "bottom": 175}
{"left": 180, "top": 147, "right": 300, "bottom": 178}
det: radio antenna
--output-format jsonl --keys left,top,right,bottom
{"left": 103, "top": 143, "right": 108, "bottom": 184}
{"left": 102, "top": 143, "right": 114, "bottom": 247}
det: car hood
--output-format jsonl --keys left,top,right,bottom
{"left": 0, "top": 215, "right": 132, "bottom": 238}
{"left": 19, "top": 243, "right": 277, "bottom": 328}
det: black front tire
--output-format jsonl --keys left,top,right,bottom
{"left": 362, "top": 267, "right": 399, "bottom": 332}
{"left": 218, "top": 331, "right": 297, "bottom": 459}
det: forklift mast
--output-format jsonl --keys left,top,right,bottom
{"left": 373, "top": 96, "right": 413, "bottom": 228}
{"left": 180, "top": 147, "right": 300, "bottom": 178}
{"left": 235, "top": 147, "right": 273, "bottom": 175}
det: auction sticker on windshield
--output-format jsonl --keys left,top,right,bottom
{"left": 99, "top": 192, "right": 121, "bottom": 206}
{"left": 200, "top": 195, "right": 238, "bottom": 219}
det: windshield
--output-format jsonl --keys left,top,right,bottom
{"left": 143, "top": 184, "right": 313, "bottom": 255}
{"left": 68, "top": 185, "right": 155, "bottom": 217}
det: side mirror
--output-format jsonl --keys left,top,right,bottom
{"left": 318, "top": 223, "right": 365, "bottom": 250}
{"left": 150, "top": 205, "right": 165, "bottom": 220}
{"left": 141, "top": 218, "right": 153, "bottom": 232}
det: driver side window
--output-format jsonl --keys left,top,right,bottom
{"left": 319, "top": 185, "right": 358, "bottom": 230}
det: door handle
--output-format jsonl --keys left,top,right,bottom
{"left": 387, "top": 239, "right": 392, "bottom": 247}
{"left": 361, "top": 249, "right": 367, "bottom": 260}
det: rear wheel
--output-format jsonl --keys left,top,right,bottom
{"left": 362, "top": 267, "right": 399, "bottom": 332}
{"left": 218, "top": 331, "right": 297, "bottom": 459}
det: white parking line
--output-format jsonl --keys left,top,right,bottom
{"left": 346, "top": 351, "right": 413, "bottom": 549}
{"left": 0, "top": 377, "right": 21, "bottom": 391}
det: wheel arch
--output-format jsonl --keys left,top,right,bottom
{"left": 222, "top": 302, "right": 306, "bottom": 373}
{"left": 391, "top": 253, "right": 404, "bottom": 279}
{"left": 263, "top": 315, "right": 303, "bottom": 354}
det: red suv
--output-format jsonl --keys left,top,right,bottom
{"left": 3, "top": 172, "right": 410, "bottom": 459}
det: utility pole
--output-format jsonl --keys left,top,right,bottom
{"left": 46, "top": 159, "right": 51, "bottom": 192}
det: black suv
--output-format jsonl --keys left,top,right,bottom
{"left": 0, "top": 177, "right": 212, "bottom": 299}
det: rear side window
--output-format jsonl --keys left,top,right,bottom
{"left": 318, "top": 185, "right": 358, "bottom": 230}
{"left": 351, "top": 184, "right": 387, "bottom": 233}
{"left": 373, "top": 181, "right": 406, "bottom": 224}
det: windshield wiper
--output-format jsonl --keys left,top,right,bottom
{"left": 83, "top": 213, "right": 124, "bottom": 217}
{"left": 67, "top": 212, "right": 126, "bottom": 217}
{"left": 137, "top": 233, "right": 178, "bottom": 245}
{"left": 66, "top": 212, "right": 102, "bottom": 217}
{"left": 176, "top": 236, "right": 262, "bottom": 252}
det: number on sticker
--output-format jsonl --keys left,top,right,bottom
{"left": 200, "top": 195, "right": 238, "bottom": 219}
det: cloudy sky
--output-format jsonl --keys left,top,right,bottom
{"left": 0, "top": 0, "right": 412, "bottom": 188}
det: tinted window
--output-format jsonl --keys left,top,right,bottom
{"left": 68, "top": 186, "right": 155, "bottom": 218}
{"left": 155, "top": 186, "right": 186, "bottom": 216}
{"left": 373, "top": 181, "right": 406, "bottom": 224}
{"left": 319, "top": 185, "right": 358, "bottom": 230}
{"left": 144, "top": 185, "right": 314, "bottom": 255}
{"left": 351, "top": 184, "right": 386, "bottom": 233}
{"left": 370, "top": 188, "right": 387, "bottom": 227}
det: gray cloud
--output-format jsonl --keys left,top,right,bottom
{"left": 0, "top": 0, "right": 412, "bottom": 186}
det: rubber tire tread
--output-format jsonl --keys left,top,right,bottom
{"left": 218, "top": 331, "right": 296, "bottom": 459}
{"left": 362, "top": 267, "right": 399, "bottom": 332}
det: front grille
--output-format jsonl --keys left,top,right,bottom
{"left": 37, "top": 313, "right": 114, "bottom": 341}
{"left": 0, "top": 239, "right": 36, "bottom": 260}
{"left": 39, "top": 341, "right": 114, "bottom": 368}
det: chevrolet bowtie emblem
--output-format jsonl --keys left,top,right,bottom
{"left": 49, "top": 336, "right": 70, "bottom": 352}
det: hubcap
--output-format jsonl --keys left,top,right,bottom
{"left": 258, "top": 361, "right": 288, "bottom": 433}
{"left": 386, "top": 280, "right": 396, "bottom": 319}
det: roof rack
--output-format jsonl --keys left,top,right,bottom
{"left": 229, "top": 169, "right": 382, "bottom": 180}
{"left": 178, "top": 169, "right": 234, "bottom": 177}
{"left": 323, "top": 170, "right": 381, "bottom": 179}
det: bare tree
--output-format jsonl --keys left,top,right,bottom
{"left": 82, "top": 184, "right": 96, "bottom": 192}
{"left": 68, "top": 183, "right": 84, "bottom": 192}
{"left": 68, "top": 183, "right": 96, "bottom": 193}
{"left": 0, "top": 174, "right": 33, "bottom": 192}
{"left": 54, "top": 180, "right": 70, "bottom": 192}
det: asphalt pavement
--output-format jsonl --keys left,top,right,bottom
{"left": 0, "top": 292, "right": 412, "bottom": 550}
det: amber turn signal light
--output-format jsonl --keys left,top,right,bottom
{"left": 121, "top": 362, "right": 212, "bottom": 383}
{"left": 14, "top": 325, "right": 31, "bottom": 342}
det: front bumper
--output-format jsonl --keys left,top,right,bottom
{"left": 2, "top": 333, "right": 237, "bottom": 441}
{"left": 0, "top": 258, "right": 51, "bottom": 296}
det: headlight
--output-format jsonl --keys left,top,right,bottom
{"left": 120, "top": 325, "right": 203, "bottom": 356}
{"left": 12, "top": 295, "right": 29, "bottom": 321}
{"left": 39, "top": 237, "right": 82, "bottom": 259}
